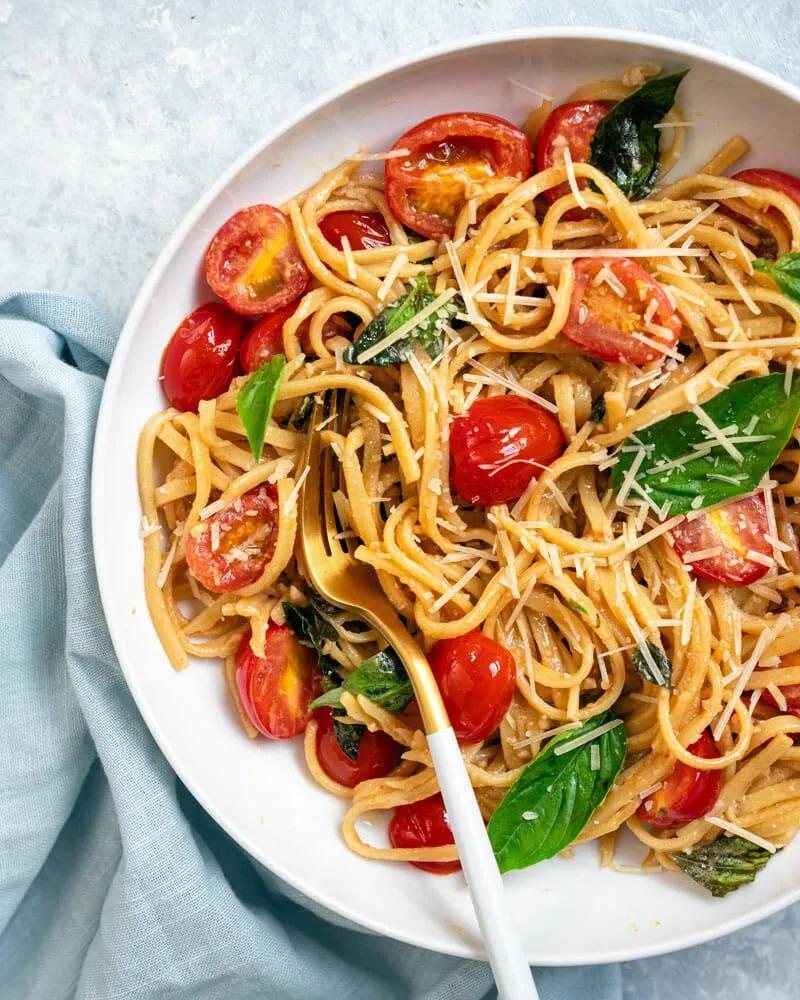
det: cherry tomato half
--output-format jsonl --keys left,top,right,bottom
{"left": 314, "top": 707, "right": 402, "bottom": 787}
{"left": 429, "top": 631, "right": 516, "bottom": 743}
{"left": 319, "top": 211, "right": 391, "bottom": 250}
{"left": 385, "top": 112, "right": 533, "bottom": 241}
{"left": 185, "top": 484, "right": 278, "bottom": 593}
{"left": 760, "top": 652, "right": 800, "bottom": 718}
{"left": 204, "top": 204, "right": 310, "bottom": 316}
{"left": 388, "top": 794, "right": 461, "bottom": 874}
{"left": 670, "top": 494, "right": 771, "bottom": 587}
{"left": 733, "top": 169, "right": 800, "bottom": 210}
{"left": 450, "top": 396, "right": 565, "bottom": 506}
{"left": 236, "top": 624, "right": 320, "bottom": 739}
{"left": 537, "top": 101, "right": 609, "bottom": 218}
{"left": 563, "top": 257, "right": 682, "bottom": 366}
{"left": 637, "top": 730, "right": 722, "bottom": 828}
{"left": 159, "top": 302, "right": 244, "bottom": 412}
{"left": 239, "top": 306, "right": 352, "bottom": 372}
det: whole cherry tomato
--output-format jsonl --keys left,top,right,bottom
{"left": 159, "top": 302, "right": 244, "bottom": 411}
{"left": 450, "top": 396, "right": 564, "bottom": 506}
{"left": 388, "top": 794, "right": 461, "bottom": 874}
{"left": 429, "top": 631, "right": 516, "bottom": 743}
{"left": 314, "top": 707, "right": 402, "bottom": 787}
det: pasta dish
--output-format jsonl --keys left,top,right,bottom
{"left": 138, "top": 63, "right": 800, "bottom": 896}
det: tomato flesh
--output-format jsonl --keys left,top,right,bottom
{"left": 236, "top": 625, "right": 319, "bottom": 739}
{"left": 388, "top": 794, "right": 461, "bottom": 874}
{"left": 159, "top": 302, "right": 244, "bottom": 412}
{"left": 562, "top": 257, "right": 681, "bottom": 366}
{"left": 314, "top": 707, "right": 402, "bottom": 787}
{"left": 319, "top": 211, "right": 391, "bottom": 250}
{"left": 637, "top": 730, "right": 722, "bottom": 828}
{"left": 671, "top": 494, "right": 771, "bottom": 586}
{"left": 204, "top": 204, "right": 309, "bottom": 316}
{"left": 733, "top": 168, "right": 800, "bottom": 209}
{"left": 429, "top": 631, "right": 516, "bottom": 743}
{"left": 385, "top": 112, "right": 533, "bottom": 241}
{"left": 185, "top": 484, "right": 278, "bottom": 593}
{"left": 537, "top": 101, "right": 609, "bottom": 217}
{"left": 450, "top": 395, "right": 564, "bottom": 506}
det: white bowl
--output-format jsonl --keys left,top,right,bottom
{"left": 92, "top": 28, "right": 800, "bottom": 965}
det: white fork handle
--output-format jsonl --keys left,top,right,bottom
{"left": 427, "top": 727, "right": 538, "bottom": 1000}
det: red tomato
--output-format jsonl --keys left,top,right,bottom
{"left": 185, "top": 484, "right": 278, "bottom": 593}
{"left": 760, "top": 652, "right": 800, "bottom": 717}
{"left": 388, "top": 794, "right": 461, "bottom": 874}
{"left": 319, "top": 211, "right": 391, "bottom": 250}
{"left": 449, "top": 396, "right": 564, "bottom": 506}
{"left": 159, "top": 302, "right": 244, "bottom": 411}
{"left": 429, "top": 631, "right": 516, "bottom": 743}
{"left": 671, "top": 494, "right": 771, "bottom": 587}
{"left": 637, "top": 730, "right": 722, "bottom": 828}
{"left": 537, "top": 101, "right": 609, "bottom": 217}
{"left": 236, "top": 624, "right": 320, "bottom": 739}
{"left": 314, "top": 707, "right": 402, "bottom": 787}
{"left": 562, "top": 257, "right": 682, "bottom": 366}
{"left": 240, "top": 306, "right": 352, "bottom": 372}
{"left": 239, "top": 304, "right": 294, "bottom": 372}
{"left": 204, "top": 204, "right": 309, "bottom": 316}
{"left": 385, "top": 112, "right": 533, "bottom": 241}
{"left": 733, "top": 168, "right": 800, "bottom": 209}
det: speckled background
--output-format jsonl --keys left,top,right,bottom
{"left": 2, "top": 1, "right": 799, "bottom": 996}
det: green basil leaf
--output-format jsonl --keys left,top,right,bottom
{"left": 754, "top": 252, "right": 800, "bottom": 304}
{"left": 671, "top": 835, "right": 775, "bottom": 897}
{"left": 333, "top": 717, "right": 366, "bottom": 760}
{"left": 310, "top": 648, "right": 413, "bottom": 714}
{"left": 567, "top": 600, "right": 588, "bottom": 615}
{"left": 589, "top": 396, "right": 607, "bottom": 424}
{"left": 632, "top": 641, "right": 672, "bottom": 688}
{"left": 291, "top": 395, "right": 314, "bottom": 428}
{"left": 282, "top": 602, "right": 337, "bottom": 650}
{"left": 589, "top": 70, "right": 688, "bottom": 200}
{"left": 611, "top": 374, "right": 800, "bottom": 515}
{"left": 235, "top": 354, "right": 286, "bottom": 462}
{"left": 487, "top": 712, "right": 627, "bottom": 873}
{"left": 344, "top": 275, "right": 462, "bottom": 366}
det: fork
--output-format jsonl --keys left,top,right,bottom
{"left": 298, "top": 391, "right": 538, "bottom": 1000}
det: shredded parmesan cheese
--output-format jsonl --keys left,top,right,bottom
{"left": 553, "top": 719, "right": 625, "bottom": 756}
{"left": 705, "top": 817, "right": 777, "bottom": 854}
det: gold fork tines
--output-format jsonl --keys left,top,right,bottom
{"left": 298, "top": 390, "right": 449, "bottom": 733}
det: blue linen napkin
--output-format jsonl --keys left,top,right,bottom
{"left": 0, "top": 292, "right": 622, "bottom": 1000}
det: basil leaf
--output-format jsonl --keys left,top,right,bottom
{"left": 754, "top": 252, "right": 800, "bottom": 304}
{"left": 236, "top": 354, "right": 286, "bottom": 462}
{"left": 282, "top": 601, "right": 342, "bottom": 691}
{"left": 310, "top": 649, "right": 413, "bottom": 714}
{"left": 333, "top": 717, "right": 366, "bottom": 760}
{"left": 282, "top": 602, "right": 337, "bottom": 649}
{"left": 344, "top": 275, "right": 462, "bottom": 366}
{"left": 567, "top": 600, "right": 588, "bottom": 615}
{"left": 487, "top": 713, "right": 627, "bottom": 873}
{"left": 611, "top": 374, "right": 800, "bottom": 515}
{"left": 632, "top": 641, "right": 672, "bottom": 688}
{"left": 589, "top": 396, "right": 607, "bottom": 424}
{"left": 671, "top": 835, "right": 774, "bottom": 897}
{"left": 291, "top": 395, "right": 314, "bottom": 428}
{"left": 589, "top": 71, "right": 688, "bottom": 200}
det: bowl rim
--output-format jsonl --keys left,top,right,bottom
{"left": 92, "top": 26, "right": 800, "bottom": 965}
